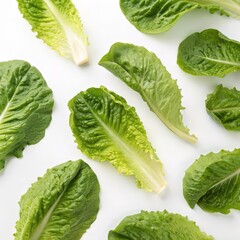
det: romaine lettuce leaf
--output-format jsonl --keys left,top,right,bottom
{"left": 68, "top": 86, "right": 166, "bottom": 193}
{"left": 0, "top": 60, "right": 53, "bottom": 170}
{"left": 14, "top": 160, "right": 100, "bottom": 240}
{"left": 206, "top": 85, "right": 240, "bottom": 130}
{"left": 120, "top": 0, "right": 198, "bottom": 34}
{"left": 183, "top": 149, "right": 240, "bottom": 214}
{"left": 178, "top": 29, "right": 240, "bottom": 77}
{"left": 120, "top": 0, "right": 240, "bottom": 34}
{"left": 109, "top": 210, "right": 214, "bottom": 240}
{"left": 99, "top": 43, "right": 196, "bottom": 143}
{"left": 17, "top": 0, "right": 88, "bottom": 65}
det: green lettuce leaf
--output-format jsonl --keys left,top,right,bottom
{"left": 183, "top": 149, "right": 240, "bottom": 214}
{"left": 14, "top": 159, "right": 100, "bottom": 240}
{"left": 178, "top": 29, "right": 240, "bottom": 77}
{"left": 0, "top": 60, "right": 53, "bottom": 170}
{"left": 120, "top": 0, "right": 198, "bottom": 34}
{"left": 108, "top": 210, "right": 214, "bottom": 240}
{"left": 68, "top": 86, "right": 166, "bottom": 193}
{"left": 17, "top": 0, "right": 88, "bottom": 65}
{"left": 120, "top": 0, "right": 240, "bottom": 34}
{"left": 99, "top": 43, "right": 196, "bottom": 143}
{"left": 206, "top": 85, "right": 240, "bottom": 130}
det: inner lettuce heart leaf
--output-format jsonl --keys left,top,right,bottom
{"left": 0, "top": 60, "right": 53, "bottom": 170}
{"left": 183, "top": 149, "right": 240, "bottom": 214}
{"left": 14, "top": 159, "right": 100, "bottom": 240}
{"left": 178, "top": 29, "right": 240, "bottom": 77}
{"left": 206, "top": 85, "right": 240, "bottom": 130}
{"left": 68, "top": 86, "right": 166, "bottom": 193}
{"left": 17, "top": 0, "right": 88, "bottom": 65}
{"left": 99, "top": 43, "right": 196, "bottom": 143}
{"left": 120, "top": 0, "right": 240, "bottom": 34}
{"left": 108, "top": 210, "right": 214, "bottom": 240}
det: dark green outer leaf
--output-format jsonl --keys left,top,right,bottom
{"left": 0, "top": 60, "right": 53, "bottom": 170}
{"left": 120, "top": 0, "right": 198, "bottom": 34}
{"left": 14, "top": 160, "right": 100, "bottom": 240}
{"left": 108, "top": 210, "right": 214, "bottom": 240}
{"left": 206, "top": 85, "right": 240, "bottom": 130}
{"left": 120, "top": 0, "right": 240, "bottom": 34}
{"left": 68, "top": 86, "right": 166, "bottom": 193}
{"left": 99, "top": 43, "right": 196, "bottom": 143}
{"left": 183, "top": 149, "right": 240, "bottom": 214}
{"left": 177, "top": 29, "right": 240, "bottom": 77}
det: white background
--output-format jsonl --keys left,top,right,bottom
{"left": 0, "top": 1, "right": 240, "bottom": 239}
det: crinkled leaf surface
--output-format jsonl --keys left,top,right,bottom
{"left": 120, "top": 0, "right": 197, "bottom": 34}
{"left": 120, "top": 0, "right": 240, "bottom": 34}
{"left": 108, "top": 210, "right": 214, "bottom": 240}
{"left": 0, "top": 60, "right": 53, "bottom": 170}
{"left": 68, "top": 86, "right": 166, "bottom": 193}
{"left": 15, "top": 160, "right": 100, "bottom": 240}
{"left": 178, "top": 29, "right": 240, "bottom": 77}
{"left": 183, "top": 149, "right": 240, "bottom": 214}
{"left": 99, "top": 43, "right": 196, "bottom": 143}
{"left": 17, "top": 0, "right": 88, "bottom": 65}
{"left": 206, "top": 85, "right": 240, "bottom": 130}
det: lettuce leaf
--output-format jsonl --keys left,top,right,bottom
{"left": 68, "top": 86, "right": 166, "bottom": 193}
{"left": 120, "top": 0, "right": 197, "bottom": 34}
{"left": 206, "top": 85, "right": 240, "bottom": 130}
{"left": 99, "top": 43, "right": 196, "bottom": 143}
{"left": 178, "top": 29, "right": 240, "bottom": 77}
{"left": 0, "top": 60, "right": 53, "bottom": 170}
{"left": 120, "top": 0, "right": 240, "bottom": 34}
{"left": 109, "top": 210, "right": 214, "bottom": 240}
{"left": 14, "top": 160, "right": 100, "bottom": 240}
{"left": 17, "top": 0, "right": 88, "bottom": 65}
{"left": 183, "top": 149, "right": 240, "bottom": 214}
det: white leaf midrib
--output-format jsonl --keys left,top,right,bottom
{"left": 141, "top": 90, "right": 196, "bottom": 143}
{"left": 43, "top": 0, "right": 88, "bottom": 65}
{"left": 210, "top": 168, "right": 240, "bottom": 190}
{"left": 19, "top": 168, "right": 80, "bottom": 240}
{"left": 211, "top": 106, "right": 240, "bottom": 113}
{"left": 82, "top": 96, "right": 166, "bottom": 192}
{"left": 30, "top": 190, "right": 66, "bottom": 240}
{"left": 0, "top": 101, "right": 11, "bottom": 124}
{"left": 196, "top": 55, "right": 240, "bottom": 67}
{"left": 0, "top": 66, "right": 31, "bottom": 125}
